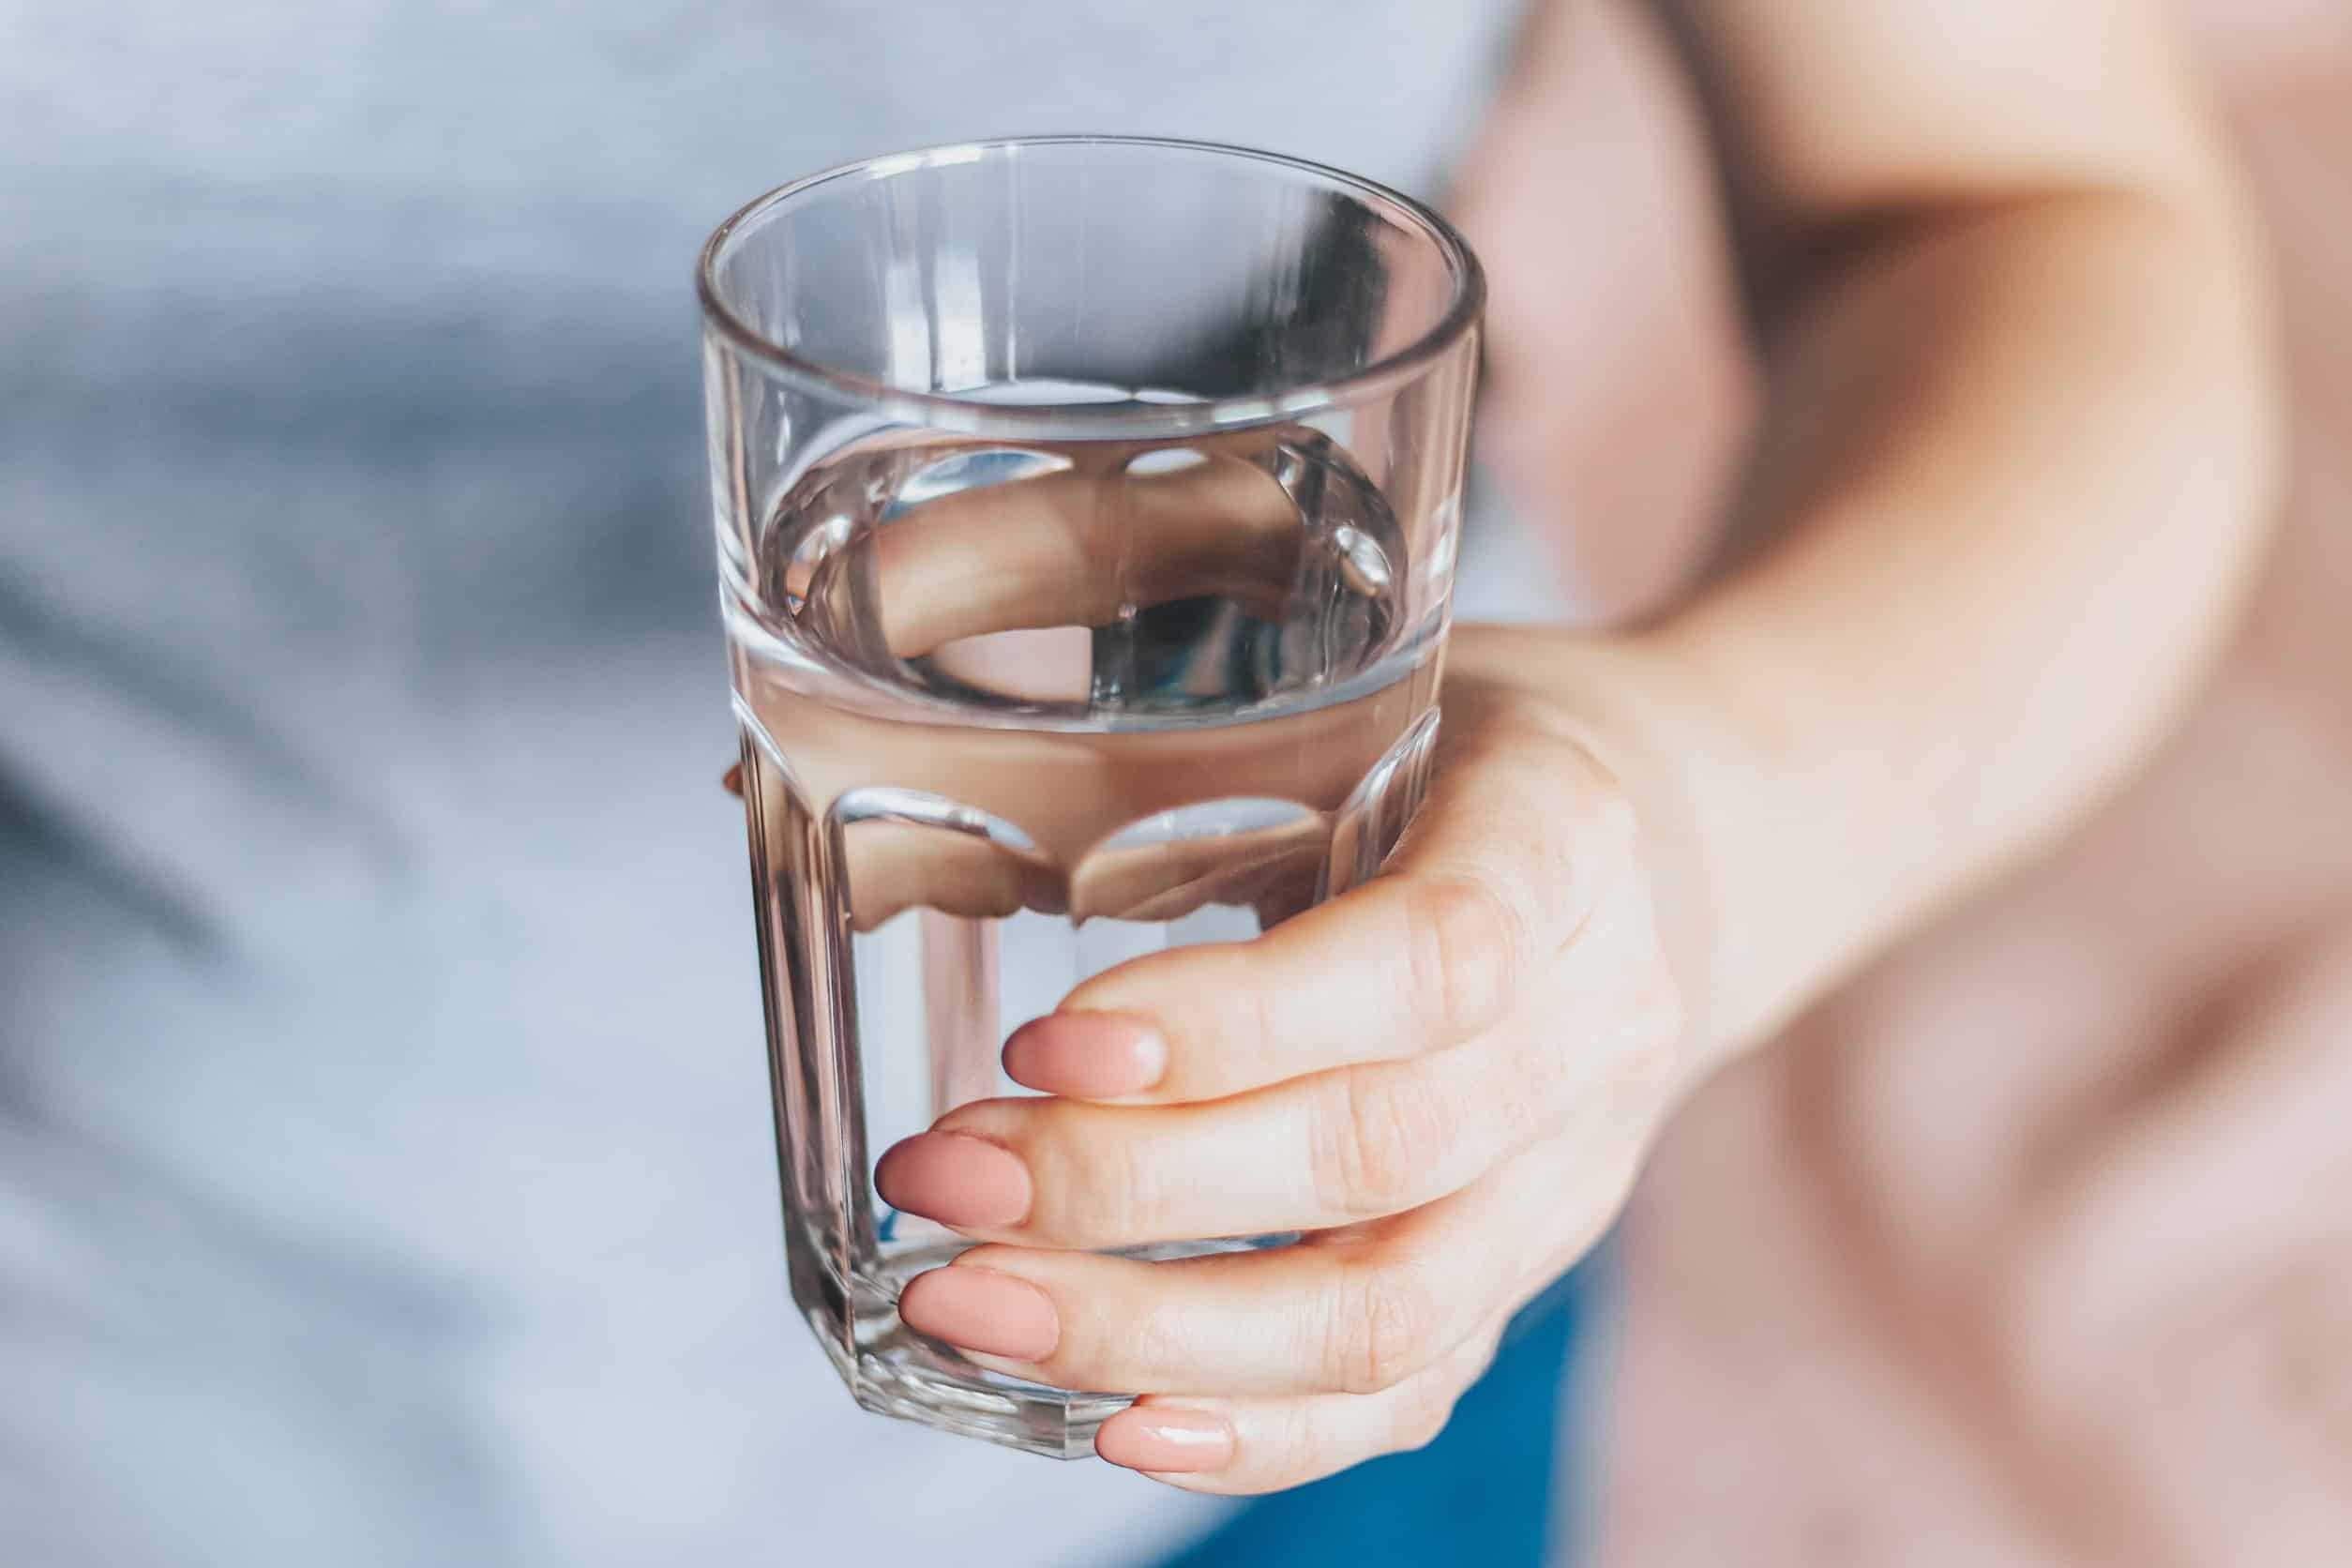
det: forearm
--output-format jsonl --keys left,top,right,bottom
{"left": 1560, "top": 181, "right": 2281, "bottom": 1068}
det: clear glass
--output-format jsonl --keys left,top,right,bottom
{"left": 697, "top": 136, "right": 1483, "bottom": 1457}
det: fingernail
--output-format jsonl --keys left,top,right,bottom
{"left": 874, "top": 1132, "right": 1032, "bottom": 1228}
{"left": 1003, "top": 1013, "right": 1166, "bottom": 1097}
{"left": 1095, "top": 1406, "right": 1233, "bottom": 1474}
{"left": 898, "top": 1265, "right": 1059, "bottom": 1361}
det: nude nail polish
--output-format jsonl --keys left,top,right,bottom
{"left": 1002, "top": 1012, "right": 1167, "bottom": 1097}
{"left": 873, "top": 1131, "right": 1033, "bottom": 1229}
{"left": 899, "top": 1266, "right": 1059, "bottom": 1361}
{"left": 1095, "top": 1406, "right": 1234, "bottom": 1474}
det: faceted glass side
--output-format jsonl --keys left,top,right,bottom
{"left": 738, "top": 705, "right": 1440, "bottom": 1457}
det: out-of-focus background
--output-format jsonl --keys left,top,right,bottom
{"left": 3, "top": 1, "right": 2347, "bottom": 1565}
{"left": 0, "top": 6, "right": 1523, "bottom": 1564}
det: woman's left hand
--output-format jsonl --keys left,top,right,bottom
{"left": 877, "top": 627, "right": 1691, "bottom": 1493}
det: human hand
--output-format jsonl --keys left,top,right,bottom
{"left": 873, "top": 628, "right": 1691, "bottom": 1493}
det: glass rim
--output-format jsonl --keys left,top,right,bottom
{"left": 696, "top": 134, "right": 1485, "bottom": 439}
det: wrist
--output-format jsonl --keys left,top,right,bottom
{"left": 1451, "top": 624, "right": 1787, "bottom": 1077}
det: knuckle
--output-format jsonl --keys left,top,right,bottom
{"left": 1243, "top": 1403, "right": 1335, "bottom": 1495}
{"left": 1325, "top": 1259, "right": 1441, "bottom": 1395}
{"left": 1315, "top": 1070, "right": 1452, "bottom": 1219}
{"left": 1393, "top": 1385, "right": 1457, "bottom": 1455}
{"left": 1393, "top": 1337, "right": 1495, "bottom": 1452}
{"left": 1113, "top": 1299, "right": 1196, "bottom": 1390}
{"left": 1234, "top": 946, "right": 1283, "bottom": 1074}
{"left": 1399, "top": 873, "right": 1521, "bottom": 1039}
{"left": 1028, "top": 1113, "right": 1161, "bottom": 1244}
{"left": 1395, "top": 1346, "right": 1488, "bottom": 1456}
{"left": 1099, "top": 1122, "right": 1173, "bottom": 1241}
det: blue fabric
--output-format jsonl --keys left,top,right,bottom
{"left": 1153, "top": 1252, "right": 1605, "bottom": 1568}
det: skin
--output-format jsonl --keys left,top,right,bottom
{"left": 784, "top": 0, "right": 2284, "bottom": 1495}
{"left": 1579, "top": 10, "right": 2352, "bottom": 1561}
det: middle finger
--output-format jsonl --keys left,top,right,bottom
{"left": 896, "top": 1129, "right": 1615, "bottom": 1398}
{"left": 876, "top": 1029, "right": 1565, "bottom": 1249}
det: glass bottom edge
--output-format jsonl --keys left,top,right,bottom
{"left": 791, "top": 1228, "right": 1283, "bottom": 1459}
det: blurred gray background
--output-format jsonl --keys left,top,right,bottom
{"left": 0, "top": 3, "right": 1530, "bottom": 1563}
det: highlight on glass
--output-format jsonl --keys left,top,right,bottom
{"left": 698, "top": 136, "right": 1484, "bottom": 1456}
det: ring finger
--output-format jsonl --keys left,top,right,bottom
{"left": 896, "top": 1129, "right": 1624, "bottom": 1398}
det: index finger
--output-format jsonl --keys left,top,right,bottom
{"left": 1005, "top": 712, "right": 1634, "bottom": 1104}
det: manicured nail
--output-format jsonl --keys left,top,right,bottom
{"left": 1003, "top": 1013, "right": 1166, "bottom": 1097}
{"left": 1095, "top": 1406, "right": 1233, "bottom": 1474}
{"left": 899, "top": 1265, "right": 1059, "bottom": 1361}
{"left": 874, "top": 1132, "right": 1032, "bottom": 1228}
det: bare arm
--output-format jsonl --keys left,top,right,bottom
{"left": 872, "top": 0, "right": 2285, "bottom": 1493}
{"left": 1548, "top": 0, "right": 2286, "bottom": 1064}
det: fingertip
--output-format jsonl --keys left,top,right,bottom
{"left": 1003, "top": 1012, "right": 1166, "bottom": 1098}
{"left": 898, "top": 1263, "right": 1060, "bottom": 1362}
{"left": 1094, "top": 1405, "right": 1233, "bottom": 1475}
{"left": 874, "top": 1131, "right": 1033, "bottom": 1229}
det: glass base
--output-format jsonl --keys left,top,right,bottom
{"left": 791, "top": 1226, "right": 1277, "bottom": 1459}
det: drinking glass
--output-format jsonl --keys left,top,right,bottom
{"left": 697, "top": 135, "right": 1483, "bottom": 1456}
